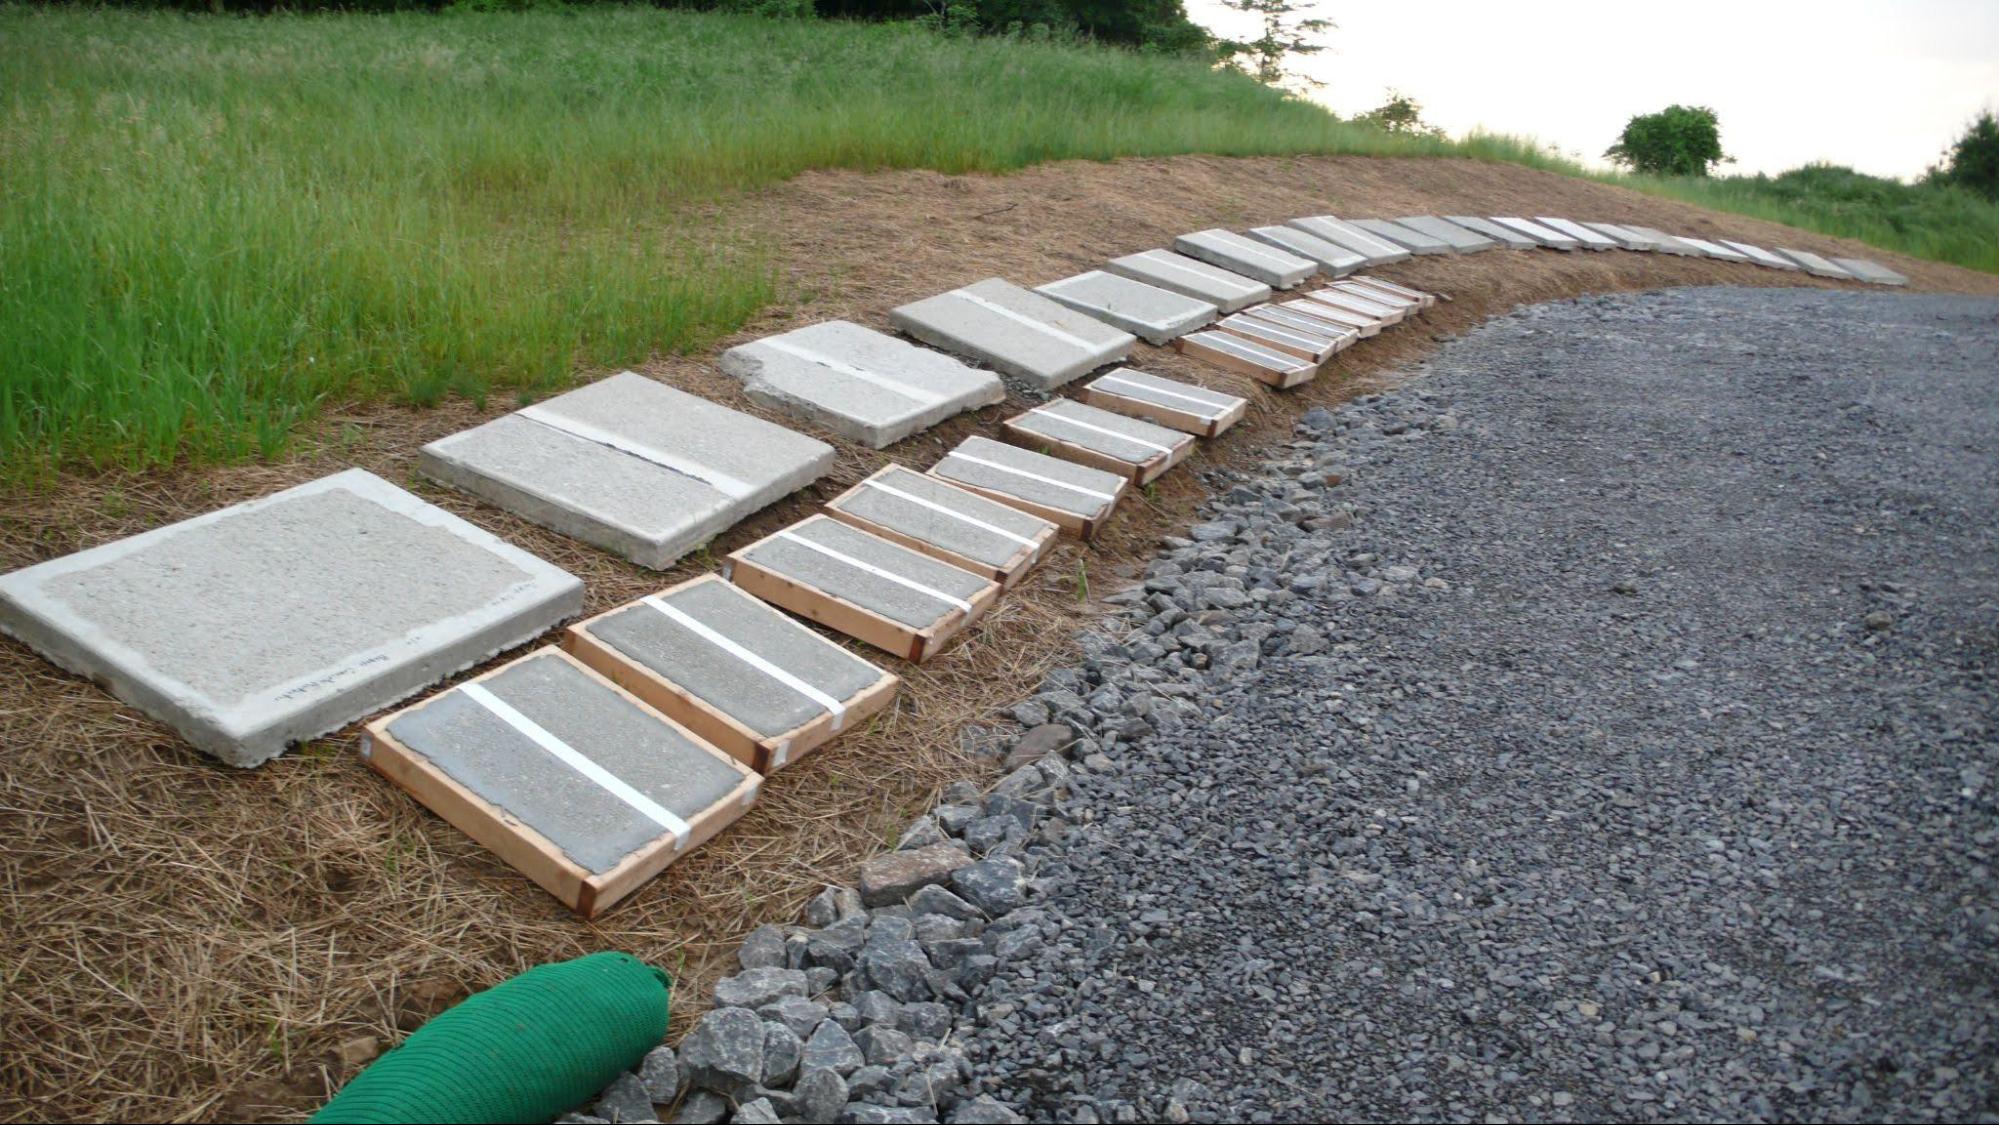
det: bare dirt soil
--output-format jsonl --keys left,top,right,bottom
{"left": 2, "top": 153, "right": 1993, "bottom": 1124}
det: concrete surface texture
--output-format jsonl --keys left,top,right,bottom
{"left": 1250, "top": 304, "right": 1367, "bottom": 345}
{"left": 0, "top": 469, "right": 582, "bottom": 768}
{"left": 1624, "top": 224, "right": 1704, "bottom": 256}
{"left": 1395, "top": 215, "right": 1500, "bottom": 252}
{"left": 1310, "top": 287, "right": 1405, "bottom": 324}
{"left": 419, "top": 371, "right": 834, "bottom": 570}
{"left": 717, "top": 319, "right": 1004, "bottom": 449}
{"left": 1222, "top": 310, "right": 1351, "bottom": 362}
{"left": 1081, "top": 369, "right": 1247, "bottom": 434}
{"left": 383, "top": 648, "right": 747, "bottom": 875}
{"left": 1834, "top": 257, "right": 1910, "bottom": 285}
{"left": 1580, "top": 221, "right": 1665, "bottom": 251}
{"left": 1673, "top": 236, "right": 1751, "bottom": 262}
{"left": 1347, "top": 217, "right": 1456, "bottom": 255}
{"left": 1535, "top": 216, "right": 1620, "bottom": 249}
{"left": 1776, "top": 248, "right": 1858, "bottom": 279}
{"left": 1170, "top": 229, "right": 1318, "bottom": 288}
{"left": 1175, "top": 329, "right": 1318, "bottom": 389}
{"left": 890, "top": 278, "right": 1136, "bottom": 391}
{"left": 1006, "top": 398, "right": 1192, "bottom": 472}
{"left": 930, "top": 435, "right": 1127, "bottom": 524}
{"left": 1442, "top": 215, "right": 1540, "bottom": 250}
{"left": 1101, "top": 250, "right": 1271, "bottom": 314}
{"left": 1244, "top": 225, "right": 1367, "bottom": 275}
{"left": 1282, "top": 298, "right": 1383, "bottom": 336}
{"left": 1490, "top": 216, "right": 1582, "bottom": 249}
{"left": 1720, "top": 239, "right": 1801, "bottom": 270}
{"left": 827, "top": 464, "right": 1057, "bottom": 578}
{"left": 1342, "top": 276, "right": 1433, "bottom": 309}
{"left": 1034, "top": 270, "right": 1219, "bottom": 345}
{"left": 1285, "top": 216, "right": 1414, "bottom": 265}
{"left": 578, "top": 575, "right": 888, "bottom": 744}
{"left": 734, "top": 515, "right": 995, "bottom": 631}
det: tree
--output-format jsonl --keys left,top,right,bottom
{"left": 1219, "top": 0, "right": 1331, "bottom": 91}
{"left": 1604, "top": 105, "right": 1728, "bottom": 177}
{"left": 1353, "top": 89, "right": 1442, "bottom": 139}
{"left": 1936, "top": 110, "right": 1999, "bottom": 201}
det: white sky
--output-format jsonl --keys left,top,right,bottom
{"left": 1183, "top": 0, "right": 1999, "bottom": 179}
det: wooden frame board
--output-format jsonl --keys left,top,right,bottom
{"left": 725, "top": 519, "right": 1000, "bottom": 663}
{"left": 1000, "top": 407, "right": 1192, "bottom": 487}
{"left": 1244, "top": 307, "right": 1362, "bottom": 353}
{"left": 1217, "top": 312, "right": 1343, "bottom": 364}
{"left": 564, "top": 574, "right": 901, "bottom": 774}
{"left": 362, "top": 646, "right": 761, "bottom": 918}
{"left": 1281, "top": 298, "right": 1383, "bottom": 337}
{"left": 822, "top": 467, "right": 1058, "bottom": 589}
{"left": 1309, "top": 288, "right": 1406, "bottom": 324}
{"left": 927, "top": 439, "right": 1125, "bottom": 540}
{"left": 1173, "top": 330, "right": 1316, "bottom": 389}
{"left": 1078, "top": 372, "right": 1246, "bottom": 439}
{"left": 1347, "top": 275, "right": 1437, "bottom": 308}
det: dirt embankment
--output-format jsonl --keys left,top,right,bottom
{"left": 2, "top": 154, "right": 1992, "bottom": 1124}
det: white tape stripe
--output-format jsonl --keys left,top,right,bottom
{"left": 1338, "top": 282, "right": 1416, "bottom": 307}
{"left": 775, "top": 530, "right": 974, "bottom": 615}
{"left": 1200, "top": 236, "right": 1293, "bottom": 268}
{"left": 1136, "top": 251, "right": 1260, "bottom": 294}
{"left": 1028, "top": 407, "right": 1174, "bottom": 455}
{"left": 1093, "top": 373, "right": 1229, "bottom": 413}
{"left": 642, "top": 596, "right": 847, "bottom": 731}
{"left": 757, "top": 338, "right": 948, "bottom": 407}
{"left": 1193, "top": 332, "right": 1297, "bottom": 367}
{"left": 459, "top": 681, "right": 691, "bottom": 843}
{"left": 859, "top": 478, "right": 1039, "bottom": 549}
{"left": 518, "top": 406, "right": 754, "bottom": 500}
{"left": 1229, "top": 319, "right": 1327, "bottom": 351}
{"left": 941, "top": 451, "right": 1118, "bottom": 503}
{"left": 948, "top": 290, "right": 1103, "bottom": 353}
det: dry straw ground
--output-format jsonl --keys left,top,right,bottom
{"left": 3, "top": 154, "right": 1994, "bottom": 1123}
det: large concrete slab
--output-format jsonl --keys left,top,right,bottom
{"left": 567, "top": 574, "right": 898, "bottom": 773}
{"left": 728, "top": 514, "right": 1000, "bottom": 662}
{"left": 366, "top": 646, "right": 758, "bottom": 915}
{"left": 421, "top": 372, "right": 834, "bottom": 570}
{"left": 1035, "top": 270, "right": 1218, "bottom": 345}
{"left": 1444, "top": 215, "right": 1540, "bottom": 250}
{"left": 890, "top": 278, "right": 1135, "bottom": 391}
{"left": 929, "top": 434, "right": 1127, "bottom": 538}
{"left": 1246, "top": 226, "right": 1366, "bottom": 275}
{"left": 0, "top": 469, "right": 583, "bottom": 768}
{"left": 1719, "top": 240, "right": 1801, "bottom": 270}
{"left": 1286, "top": 216, "right": 1413, "bottom": 265}
{"left": 1102, "top": 250, "right": 1270, "bottom": 314}
{"left": 718, "top": 320, "right": 1003, "bottom": 450}
{"left": 1672, "top": 236, "right": 1751, "bottom": 263}
{"left": 1581, "top": 222, "right": 1666, "bottom": 251}
{"left": 1079, "top": 369, "right": 1247, "bottom": 439}
{"left": 824, "top": 464, "right": 1058, "bottom": 588}
{"left": 1774, "top": 248, "right": 1857, "bottom": 279}
{"left": 1623, "top": 225, "right": 1703, "bottom": 256}
{"left": 1172, "top": 229, "right": 1317, "bottom": 288}
{"left": 1396, "top": 215, "right": 1500, "bottom": 253}
{"left": 1831, "top": 257, "right": 1908, "bottom": 286}
{"left": 1003, "top": 398, "right": 1195, "bottom": 486}
{"left": 1491, "top": 216, "right": 1583, "bottom": 250}
{"left": 1348, "top": 218, "right": 1457, "bottom": 255}
{"left": 1535, "top": 217, "right": 1620, "bottom": 250}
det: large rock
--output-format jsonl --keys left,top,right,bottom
{"left": 858, "top": 842, "right": 973, "bottom": 907}
{"left": 678, "top": 1006, "right": 766, "bottom": 1099}
{"left": 951, "top": 857, "right": 1026, "bottom": 916}
{"left": 801, "top": 1017, "right": 867, "bottom": 1075}
{"left": 713, "top": 966, "right": 809, "bottom": 1010}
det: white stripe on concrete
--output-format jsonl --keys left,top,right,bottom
{"left": 941, "top": 451, "right": 1119, "bottom": 503}
{"left": 1026, "top": 407, "right": 1174, "bottom": 455}
{"left": 1137, "top": 251, "right": 1261, "bottom": 294}
{"left": 459, "top": 681, "right": 691, "bottom": 844}
{"left": 642, "top": 595, "right": 847, "bottom": 731}
{"left": 757, "top": 338, "right": 949, "bottom": 407}
{"left": 860, "top": 478, "right": 1039, "bottom": 548}
{"left": 1093, "top": 374, "right": 1228, "bottom": 414}
{"left": 776, "top": 530, "right": 974, "bottom": 615}
{"left": 947, "top": 289, "right": 1102, "bottom": 352}
{"left": 518, "top": 405, "right": 754, "bottom": 500}
{"left": 1197, "top": 332, "right": 1299, "bottom": 365}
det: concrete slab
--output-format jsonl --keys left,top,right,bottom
{"left": 1348, "top": 218, "right": 1457, "bottom": 255}
{"left": 1218, "top": 311, "right": 1348, "bottom": 364}
{"left": 929, "top": 434, "right": 1127, "bottom": 538}
{"left": 1102, "top": 250, "right": 1270, "bottom": 314}
{"left": 1035, "top": 270, "right": 1218, "bottom": 345}
{"left": 1173, "top": 329, "right": 1318, "bottom": 389}
{"left": 365, "top": 646, "right": 758, "bottom": 916}
{"left": 1396, "top": 215, "right": 1500, "bottom": 253}
{"left": 1171, "top": 229, "right": 1318, "bottom": 288}
{"left": 718, "top": 320, "right": 1003, "bottom": 450}
{"left": 1249, "top": 304, "right": 1370, "bottom": 346}
{"left": 1623, "top": 225, "right": 1703, "bottom": 256}
{"left": 1774, "top": 248, "right": 1857, "bottom": 279}
{"left": 1535, "top": 217, "right": 1620, "bottom": 250}
{"left": 0, "top": 469, "right": 583, "bottom": 768}
{"left": 1671, "top": 236, "right": 1751, "bottom": 263}
{"left": 1309, "top": 287, "right": 1407, "bottom": 325}
{"left": 1286, "top": 216, "right": 1414, "bottom": 265}
{"left": 1246, "top": 226, "right": 1367, "bottom": 275}
{"left": 890, "top": 278, "right": 1135, "bottom": 391}
{"left": 1346, "top": 275, "right": 1438, "bottom": 309}
{"left": 1277, "top": 298, "right": 1383, "bottom": 337}
{"left": 823, "top": 464, "right": 1058, "bottom": 588}
{"left": 1444, "top": 215, "right": 1540, "bottom": 250}
{"left": 421, "top": 372, "right": 833, "bottom": 570}
{"left": 1831, "top": 257, "right": 1908, "bottom": 286}
{"left": 1002, "top": 398, "right": 1196, "bottom": 486}
{"left": 1491, "top": 216, "right": 1583, "bottom": 250}
{"left": 1078, "top": 369, "right": 1247, "bottom": 439}
{"left": 566, "top": 574, "right": 899, "bottom": 774}
{"left": 1581, "top": 222, "right": 1665, "bottom": 251}
{"left": 728, "top": 514, "right": 1000, "bottom": 663}
{"left": 1719, "top": 240, "right": 1801, "bottom": 270}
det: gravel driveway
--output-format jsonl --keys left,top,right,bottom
{"left": 955, "top": 287, "right": 1999, "bottom": 1123}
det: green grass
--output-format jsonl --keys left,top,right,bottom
{"left": 0, "top": 6, "right": 1571, "bottom": 479}
{"left": 1607, "top": 163, "right": 1999, "bottom": 275}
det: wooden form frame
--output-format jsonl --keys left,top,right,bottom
{"left": 926, "top": 452, "right": 1124, "bottom": 541}
{"left": 1308, "top": 288, "right": 1406, "bottom": 325}
{"left": 1347, "top": 275, "right": 1437, "bottom": 308}
{"left": 362, "top": 646, "right": 761, "bottom": 918}
{"left": 822, "top": 467, "right": 1057, "bottom": 590}
{"left": 726, "top": 518, "right": 1000, "bottom": 663}
{"left": 564, "top": 574, "right": 900, "bottom": 774}
{"left": 1217, "top": 312, "right": 1346, "bottom": 364}
{"left": 1245, "top": 306, "right": 1363, "bottom": 353}
{"left": 1174, "top": 330, "right": 1316, "bottom": 389}
{"left": 1000, "top": 404, "right": 1193, "bottom": 487}
{"left": 1281, "top": 298, "right": 1383, "bottom": 337}
{"left": 1079, "top": 372, "right": 1246, "bottom": 439}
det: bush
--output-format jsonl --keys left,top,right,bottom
{"left": 1605, "top": 104, "right": 1727, "bottom": 177}
{"left": 1935, "top": 110, "right": 1999, "bottom": 201}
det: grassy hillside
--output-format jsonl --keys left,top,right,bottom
{"left": 0, "top": 6, "right": 1570, "bottom": 479}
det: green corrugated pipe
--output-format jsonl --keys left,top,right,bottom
{"left": 311, "top": 952, "right": 671, "bottom": 1124}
